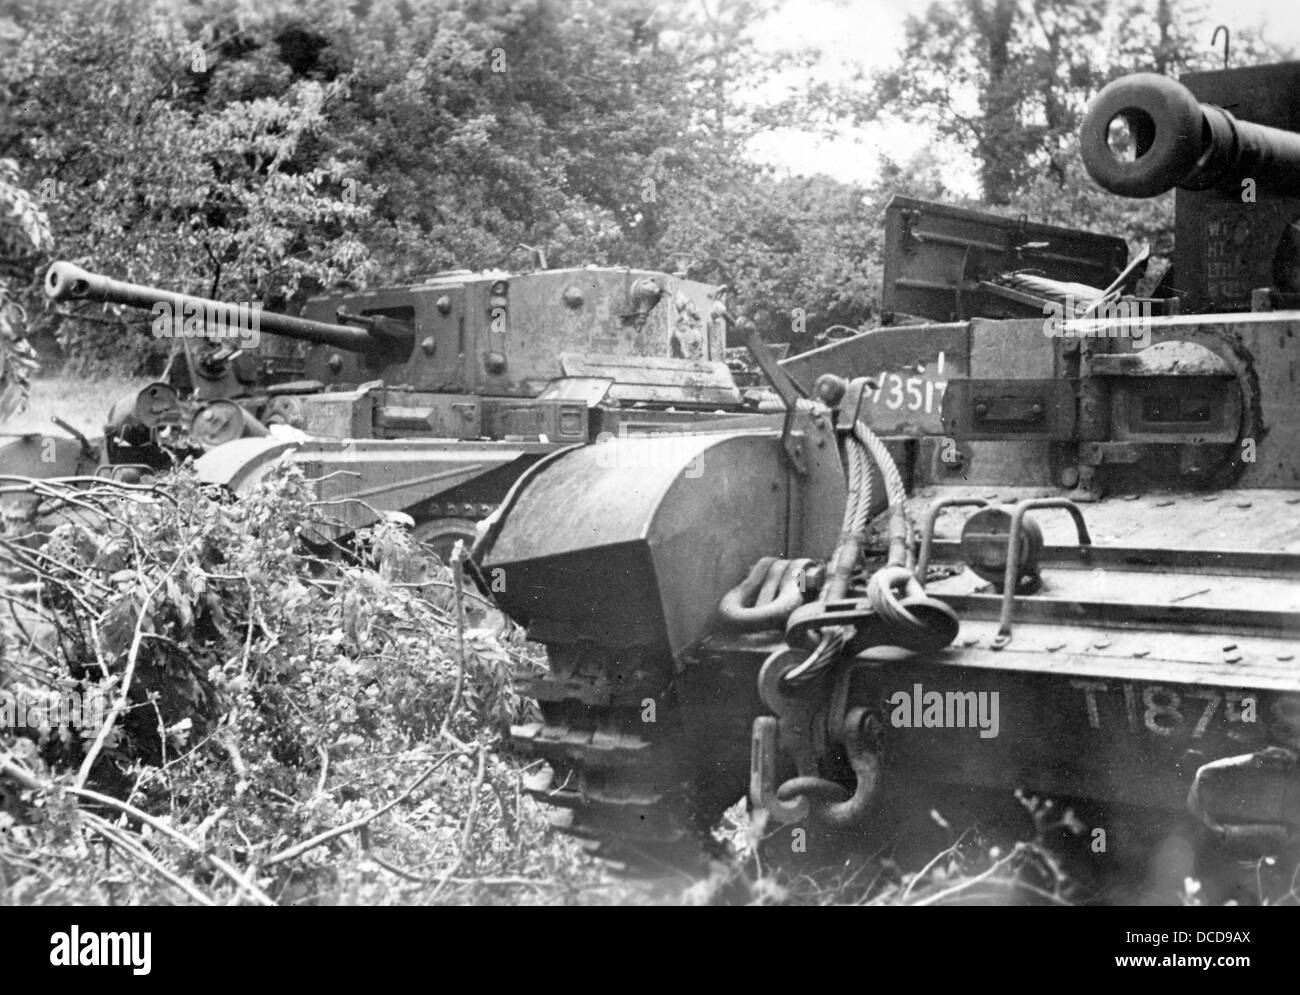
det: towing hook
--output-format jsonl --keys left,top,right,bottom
{"left": 773, "top": 708, "right": 883, "bottom": 829}
{"left": 814, "top": 708, "right": 882, "bottom": 828}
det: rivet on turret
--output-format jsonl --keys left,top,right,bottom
{"left": 563, "top": 286, "right": 585, "bottom": 308}
{"left": 436, "top": 295, "right": 452, "bottom": 316}
{"left": 421, "top": 336, "right": 436, "bottom": 356}
{"left": 327, "top": 353, "right": 343, "bottom": 374}
{"left": 484, "top": 351, "right": 507, "bottom": 375}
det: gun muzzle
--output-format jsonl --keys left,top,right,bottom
{"left": 1080, "top": 72, "right": 1300, "bottom": 198}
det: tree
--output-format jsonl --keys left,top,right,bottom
{"left": 1, "top": 0, "right": 373, "bottom": 370}
{"left": 861, "top": 0, "right": 1294, "bottom": 208}
{"left": 864, "top": 0, "right": 1115, "bottom": 204}
{"left": 0, "top": 158, "right": 50, "bottom": 418}
{"left": 0, "top": 0, "right": 880, "bottom": 372}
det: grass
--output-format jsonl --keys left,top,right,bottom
{"left": 2, "top": 375, "right": 151, "bottom": 438}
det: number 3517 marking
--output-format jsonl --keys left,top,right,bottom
{"left": 871, "top": 352, "right": 948, "bottom": 414}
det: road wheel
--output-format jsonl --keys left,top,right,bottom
{"left": 411, "top": 516, "right": 479, "bottom": 567}
{"left": 412, "top": 516, "right": 500, "bottom": 630}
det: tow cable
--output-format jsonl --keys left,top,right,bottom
{"left": 730, "top": 409, "right": 960, "bottom": 825}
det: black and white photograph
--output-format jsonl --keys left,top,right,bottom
{"left": 0, "top": 0, "right": 1297, "bottom": 937}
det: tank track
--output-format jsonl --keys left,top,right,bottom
{"left": 509, "top": 645, "right": 751, "bottom": 875}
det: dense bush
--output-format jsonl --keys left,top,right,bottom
{"left": 0, "top": 465, "right": 608, "bottom": 905}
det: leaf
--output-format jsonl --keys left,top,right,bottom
{"left": 0, "top": 381, "right": 23, "bottom": 421}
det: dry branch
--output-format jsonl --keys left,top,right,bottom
{"left": 263, "top": 751, "right": 459, "bottom": 868}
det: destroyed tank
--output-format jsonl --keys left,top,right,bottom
{"left": 476, "top": 60, "right": 1300, "bottom": 901}
{"left": 27, "top": 261, "right": 749, "bottom": 558}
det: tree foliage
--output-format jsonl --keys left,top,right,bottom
{"left": 0, "top": 158, "right": 50, "bottom": 417}
{"left": 0, "top": 0, "right": 878, "bottom": 364}
{"left": 0, "top": 0, "right": 1293, "bottom": 370}
{"left": 0, "top": 467, "right": 605, "bottom": 904}
{"left": 864, "top": 0, "right": 1292, "bottom": 206}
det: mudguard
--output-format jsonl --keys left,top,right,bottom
{"left": 478, "top": 427, "right": 847, "bottom": 659}
{"left": 195, "top": 436, "right": 547, "bottom": 539}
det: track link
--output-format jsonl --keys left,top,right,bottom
{"left": 511, "top": 693, "right": 714, "bottom": 873}
{"left": 508, "top": 638, "right": 764, "bottom": 874}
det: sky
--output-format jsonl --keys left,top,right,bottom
{"left": 746, "top": 0, "right": 1300, "bottom": 194}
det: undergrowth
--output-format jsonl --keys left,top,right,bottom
{"left": 0, "top": 465, "right": 607, "bottom": 904}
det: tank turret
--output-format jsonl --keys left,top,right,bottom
{"left": 44, "top": 261, "right": 732, "bottom": 405}
{"left": 38, "top": 258, "right": 746, "bottom": 549}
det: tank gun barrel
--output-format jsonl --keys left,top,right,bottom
{"left": 334, "top": 305, "right": 414, "bottom": 346}
{"left": 44, "top": 261, "right": 410, "bottom": 355}
{"left": 1080, "top": 72, "right": 1300, "bottom": 198}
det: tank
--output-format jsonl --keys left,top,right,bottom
{"left": 34, "top": 261, "right": 750, "bottom": 558}
{"left": 475, "top": 60, "right": 1300, "bottom": 901}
